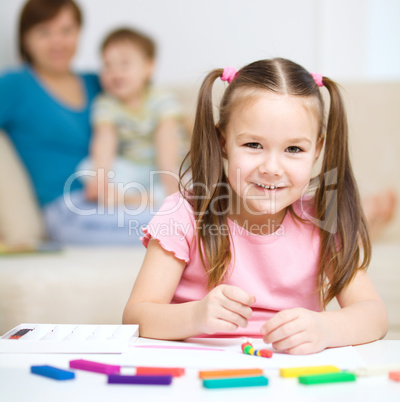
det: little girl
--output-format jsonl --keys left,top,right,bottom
{"left": 123, "top": 58, "right": 387, "bottom": 354}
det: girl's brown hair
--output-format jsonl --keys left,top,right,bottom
{"left": 179, "top": 58, "right": 371, "bottom": 308}
{"left": 19, "top": 0, "right": 82, "bottom": 64}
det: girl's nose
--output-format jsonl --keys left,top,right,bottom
{"left": 259, "top": 154, "right": 282, "bottom": 176}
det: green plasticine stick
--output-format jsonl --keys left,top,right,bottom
{"left": 203, "top": 376, "right": 269, "bottom": 389}
{"left": 299, "top": 372, "right": 356, "bottom": 385}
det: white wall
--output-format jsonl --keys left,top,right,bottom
{"left": 0, "top": 0, "right": 399, "bottom": 85}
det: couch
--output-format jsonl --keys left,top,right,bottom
{"left": 0, "top": 82, "right": 399, "bottom": 338}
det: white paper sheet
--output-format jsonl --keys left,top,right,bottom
{"left": 124, "top": 337, "right": 366, "bottom": 370}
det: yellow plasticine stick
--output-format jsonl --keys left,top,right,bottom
{"left": 280, "top": 365, "right": 340, "bottom": 378}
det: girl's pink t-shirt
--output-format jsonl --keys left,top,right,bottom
{"left": 141, "top": 192, "right": 321, "bottom": 337}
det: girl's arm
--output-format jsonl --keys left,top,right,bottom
{"left": 85, "top": 123, "right": 118, "bottom": 202}
{"left": 321, "top": 269, "right": 388, "bottom": 346}
{"left": 154, "top": 118, "right": 180, "bottom": 196}
{"left": 260, "top": 269, "right": 388, "bottom": 354}
{"left": 123, "top": 239, "right": 255, "bottom": 340}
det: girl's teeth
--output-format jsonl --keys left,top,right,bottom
{"left": 258, "top": 183, "right": 277, "bottom": 190}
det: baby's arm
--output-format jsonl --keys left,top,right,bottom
{"left": 123, "top": 239, "right": 255, "bottom": 340}
{"left": 154, "top": 118, "right": 180, "bottom": 195}
{"left": 260, "top": 270, "right": 388, "bottom": 354}
{"left": 85, "top": 122, "right": 118, "bottom": 202}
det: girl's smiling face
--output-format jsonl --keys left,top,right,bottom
{"left": 221, "top": 91, "right": 323, "bottom": 228}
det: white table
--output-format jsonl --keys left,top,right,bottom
{"left": 0, "top": 338, "right": 399, "bottom": 402}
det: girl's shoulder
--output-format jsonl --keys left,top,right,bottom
{"left": 154, "top": 191, "right": 195, "bottom": 220}
{"left": 141, "top": 192, "right": 196, "bottom": 261}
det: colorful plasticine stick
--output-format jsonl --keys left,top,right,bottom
{"left": 135, "top": 367, "right": 185, "bottom": 377}
{"left": 389, "top": 371, "right": 400, "bottom": 382}
{"left": 241, "top": 342, "right": 273, "bottom": 358}
{"left": 31, "top": 365, "right": 75, "bottom": 381}
{"left": 69, "top": 359, "right": 185, "bottom": 377}
{"left": 203, "top": 376, "right": 269, "bottom": 389}
{"left": 69, "top": 359, "right": 120, "bottom": 375}
{"left": 108, "top": 374, "right": 173, "bottom": 385}
{"left": 298, "top": 371, "right": 356, "bottom": 385}
{"left": 280, "top": 365, "right": 340, "bottom": 378}
{"left": 199, "top": 368, "right": 263, "bottom": 379}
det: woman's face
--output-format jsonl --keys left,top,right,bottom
{"left": 23, "top": 6, "right": 80, "bottom": 74}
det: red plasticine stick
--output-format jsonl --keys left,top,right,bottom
{"left": 389, "top": 371, "right": 400, "bottom": 382}
{"left": 136, "top": 367, "right": 185, "bottom": 377}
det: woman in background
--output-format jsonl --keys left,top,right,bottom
{"left": 0, "top": 0, "right": 100, "bottom": 210}
{"left": 0, "top": 0, "right": 159, "bottom": 245}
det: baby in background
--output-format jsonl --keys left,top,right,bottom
{"left": 79, "top": 27, "right": 185, "bottom": 208}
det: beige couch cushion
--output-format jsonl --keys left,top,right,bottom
{"left": 0, "top": 131, "right": 46, "bottom": 246}
{"left": 0, "top": 246, "right": 145, "bottom": 334}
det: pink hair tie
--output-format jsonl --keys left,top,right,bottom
{"left": 311, "top": 73, "right": 323, "bottom": 87}
{"left": 221, "top": 67, "right": 237, "bottom": 84}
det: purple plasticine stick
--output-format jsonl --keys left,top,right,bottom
{"left": 108, "top": 374, "right": 173, "bottom": 385}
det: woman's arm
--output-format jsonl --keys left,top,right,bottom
{"left": 123, "top": 239, "right": 255, "bottom": 340}
{"left": 154, "top": 118, "right": 180, "bottom": 196}
{"left": 260, "top": 269, "right": 388, "bottom": 354}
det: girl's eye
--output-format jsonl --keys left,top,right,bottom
{"left": 286, "top": 146, "right": 302, "bottom": 153}
{"left": 245, "top": 143, "right": 262, "bottom": 149}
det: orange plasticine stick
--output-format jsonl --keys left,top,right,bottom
{"left": 199, "top": 368, "right": 264, "bottom": 379}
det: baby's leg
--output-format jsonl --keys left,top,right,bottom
{"left": 43, "top": 190, "right": 152, "bottom": 245}
{"left": 362, "top": 188, "right": 397, "bottom": 240}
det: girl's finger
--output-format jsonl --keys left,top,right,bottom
{"left": 221, "top": 285, "right": 255, "bottom": 306}
{"left": 217, "top": 306, "right": 249, "bottom": 329}
{"left": 270, "top": 330, "right": 307, "bottom": 352}
{"left": 263, "top": 318, "right": 303, "bottom": 344}
{"left": 284, "top": 341, "right": 317, "bottom": 355}
{"left": 214, "top": 318, "right": 239, "bottom": 333}
{"left": 261, "top": 308, "right": 301, "bottom": 336}
{"left": 220, "top": 297, "right": 253, "bottom": 320}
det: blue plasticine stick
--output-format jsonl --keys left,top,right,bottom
{"left": 31, "top": 365, "right": 75, "bottom": 381}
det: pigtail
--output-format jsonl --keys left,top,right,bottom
{"left": 179, "top": 70, "right": 232, "bottom": 289}
{"left": 315, "top": 77, "right": 371, "bottom": 307}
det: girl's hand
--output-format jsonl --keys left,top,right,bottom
{"left": 260, "top": 308, "right": 333, "bottom": 355}
{"left": 195, "top": 285, "right": 255, "bottom": 335}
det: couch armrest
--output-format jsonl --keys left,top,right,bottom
{"left": 0, "top": 131, "right": 46, "bottom": 245}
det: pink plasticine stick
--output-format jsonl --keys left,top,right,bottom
{"left": 134, "top": 345, "right": 225, "bottom": 351}
{"left": 69, "top": 359, "right": 120, "bottom": 375}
